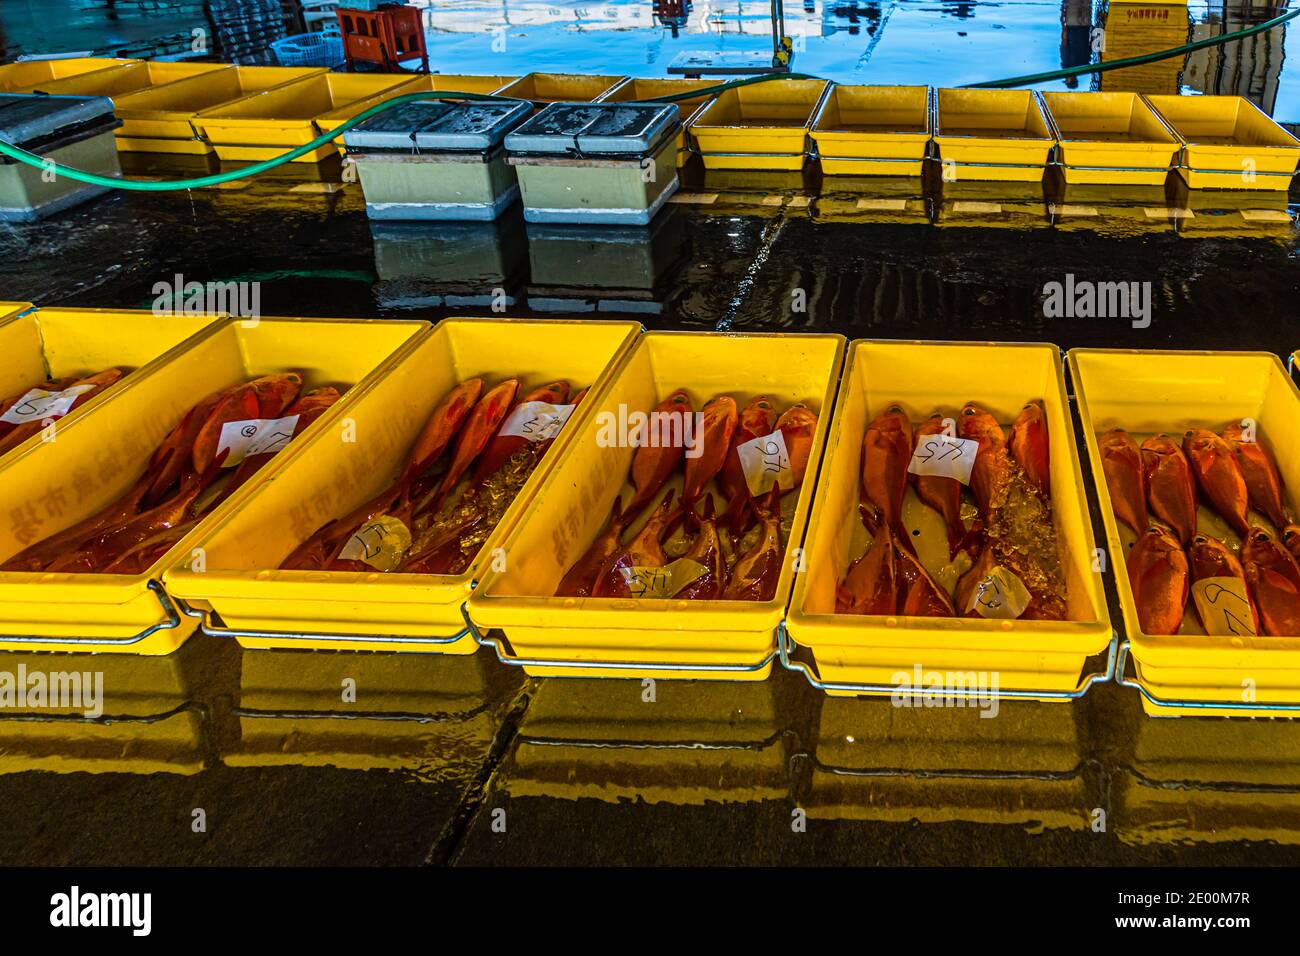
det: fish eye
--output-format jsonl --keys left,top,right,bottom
{"left": 962, "top": 407, "right": 976, "bottom": 416}
{"left": 1192, "top": 535, "right": 1207, "bottom": 544}
{"left": 1255, "top": 531, "right": 1270, "bottom": 542}
{"left": 1184, "top": 429, "right": 1194, "bottom": 437}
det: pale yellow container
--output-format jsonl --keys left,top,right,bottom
{"left": 691, "top": 79, "right": 830, "bottom": 171}
{"left": 24, "top": 60, "right": 227, "bottom": 98}
{"left": 163, "top": 318, "right": 642, "bottom": 653}
{"left": 934, "top": 88, "right": 1055, "bottom": 182}
{"left": 194, "top": 72, "right": 415, "bottom": 163}
{"left": 1070, "top": 348, "right": 1300, "bottom": 717}
{"left": 810, "top": 85, "right": 931, "bottom": 177}
{"left": 495, "top": 72, "right": 625, "bottom": 104}
{"left": 0, "top": 308, "right": 219, "bottom": 467}
{"left": 786, "top": 340, "right": 1113, "bottom": 699}
{"left": 1040, "top": 91, "right": 1180, "bottom": 185}
{"left": 0, "top": 57, "right": 134, "bottom": 93}
{"left": 0, "top": 316, "right": 428, "bottom": 654}
{"left": 1145, "top": 94, "right": 1300, "bottom": 190}
{"left": 112, "top": 66, "right": 326, "bottom": 154}
{"left": 468, "top": 330, "right": 846, "bottom": 681}
{"left": 599, "top": 77, "right": 719, "bottom": 165}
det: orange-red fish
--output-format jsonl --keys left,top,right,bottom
{"left": 955, "top": 542, "right": 996, "bottom": 617}
{"left": 1242, "top": 527, "right": 1300, "bottom": 637}
{"left": 433, "top": 378, "right": 519, "bottom": 505}
{"left": 681, "top": 395, "right": 737, "bottom": 504}
{"left": 718, "top": 395, "right": 778, "bottom": 528}
{"left": 897, "top": 542, "right": 956, "bottom": 617}
{"left": 215, "top": 386, "right": 342, "bottom": 505}
{"left": 400, "top": 378, "right": 484, "bottom": 485}
{"left": 674, "top": 497, "right": 727, "bottom": 600}
{"left": 1099, "top": 428, "right": 1147, "bottom": 536}
{"left": 0, "top": 367, "right": 127, "bottom": 456}
{"left": 1222, "top": 421, "right": 1290, "bottom": 530}
{"left": 722, "top": 485, "right": 784, "bottom": 602}
{"left": 191, "top": 383, "right": 263, "bottom": 477}
{"left": 911, "top": 412, "right": 965, "bottom": 558}
{"left": 777, "top": 403, "right": 818, "bottom": 489}
{"left": 861, "top": 404, "right": 913, "bottom": 539}
{"left": 1140, "top": 434, "right": 1197, "bottom": 546}
{"left": 0, "top": 377, "right": 76, "bottom": 439}
{"left": 100, "top": 521, "right": 197, "bottom": 575}
{"left": 0, "top": 474, "right": 155, "bottom": 572}
{"left": 1184, "top": 427, "right": 1250, "bottom": 538}
{"left": 1284, "top": 524, "right": 1300, "bottom": 564}
{"left": 247, "top": 371, "right": 303, "bottom": 419}
{"left": 626, "top": 389, "right": 692, "bottom": 518}
{"left": 1188, "top": 533, "right": 1259, "bottom": 636}
{"left": 594, "top": 491, "right": 679, "bottom": 598}
{"left": 399, "top": 512, "right": 485, "bottom": 575}
{"left": 837, "top": 507, "right": 898, "bottom": 615}
{"left": 145, "top": 388, "right": 227, "bottom": 503}
{"left": 1126, "top": 525, "right": 1189, "bottom": 636}
{"left": 1009, "top": 400, "right": 1050, "bottom": 498}
{"left": 280, "top": 483, "right": 409, "bottom": 571}
{"left": 556, "top": 497, "right": 630, "bottom": 598}
{"left": 958, "top": 402, "right": 1010, "bottom": 518}
{"left": 472, "top": 380, "right": 570, "bottom": 485}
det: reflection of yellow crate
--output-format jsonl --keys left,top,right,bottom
{"left": 1102, "top": 3, "right": 1187, "bottom": 96}
{"left": 23, "top": 60, "right": 226, "bottom": 98}
{"left": 1040, "top": 91, "right": 1180, "bottom": 185}
{"left": 811, "top": 85, "right": 930, "bottom": 177}
{"left": 1177, "top": 190, "right": 1293, "bottom": 239}
{"left": 599, "top": 78, "right": 718, "bottom": 165}
{"left": 0, "top": 308, "right": 219, "bottom": 468}
{"left": 469, "top": 331, "right": 845, "bottom": 681}
{"left": 0, "top": 57, "right": 134, "bottom": 93}
{"left": 495, "top": 72, "right": 625, "bottom": 104}
{"left": 1071, "top": 349, "right": 1300, "bottom": 717}
{"left": 934, "top": 89, "right": 1054, "bottom": 182}
{"left": 194, "top": 73, "right": 416, "bottom": 163}
{"left": 786, "top": 340, "right": 1112, "bottom": 699}
{"left": 934, "top": 181, "right": 1049, "bottom": 230}
{"left": 165, "top": 318, "right": 640, "bottom": 653}
{"left": 0, "top": 317, "right": 427, "bottom": 655}
{"left": 813, "top": 175, "right": 928, "bottom": 224}
{"left": 691, "top": 79, "right": 830, "bottom": 171}
{"left": 1145, "top": 94, "right": 1300, "bottom": 190}
{"left": 112, "top": 66, "right": 326, "bottom": 154}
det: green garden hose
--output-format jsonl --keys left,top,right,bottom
{"left": 1, "top": 6, "right": 1297, "bottom": 191}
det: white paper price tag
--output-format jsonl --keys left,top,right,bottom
{"left": 619, "top": 558, "right": 707, "bottom": 599}
{"left": 1191, "top": 576, "right": 1257, "bottom": 636}
{"left": 0, "top": 383, "right": 96, "bottom": 425}
{"left": 215, "top": 415, "right": 300, "bottom": 468}
{"left": 966, "top": 565, "right": 1032, "bottom": 619}
{"left": 908, "top": 434, "right": 979, "bottom": 485}
{"left": 498, "top": 401, "right": 576, "bottom": 443}
{"left": 736, "top": 428, "right": 792, "bottom": 497}
{"left": 339, "top": 514, "right": 413, "bottom": 572}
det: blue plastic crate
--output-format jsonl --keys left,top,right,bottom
{"left": 271, "top": 32, "right": 345, "bottom": 68}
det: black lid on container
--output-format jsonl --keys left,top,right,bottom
{"left": 344, "top": 98, "right": 532, "bottom": 152}
{"left": 505, "top": 102, "right": 680, "bottom": 156}
{"left": 0, "top": 93, "right": 117, "bottom": 151}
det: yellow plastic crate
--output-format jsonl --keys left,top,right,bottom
{"left": 0, "top": 301, "right": 30, "bottom": 322}
{"left": 0, "top": 57, "right": 135, "bottom": 93}
{"left": 0, "top": 316, "right": 428, "bottom": 654}
{"left": 1144, "top": 94, "right": 1300, "bottom": 190}
{"left": 599, "top": 77, "right": 719, "bottom": 166}
{"left": 934, "top": 88, "right": 1055, "bottom": 182}
{"left": 810, "top": 85, "right": 931, "bottom": 177}
{"left": 691, "top": 79, "right": 830, "bottom": 171}
{"left": 495, "top": 72, "right": 625, "bottom": 104}
{"left": 23, "top": 60, "right": 227, "bottom": 98}
{"left": 194, "top": 72, "right": 414, "bottom": 163}
{"left": 468, "top": 330, "right": 846, "bottom": 681}
{"left": 163, "top": 318, "right": 641, "bottom": 653}
{"left": 786, "top": 340, "right": 1112, "bottom": 699}
{"left": 1040, "top": 91, "right": 1180, "bottom": 185}
{"left": 112, "top": 66, "right": 326, "bottom": 155}
{"left": 1070, "top": 348, "right": 1300, "bottom": 717}
{"left": 0, "top": 307, "right": 219, "bottom": 467}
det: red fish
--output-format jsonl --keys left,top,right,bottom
{"left": 401, "top": 378, "right": 484, "bottom": 485}
{"left": 0, "top": 367, "right": 127, "bottom": 457}
{"left": 718, "top": 395, "right": 778, "bottom": 529}
{"left": 432, "top": 378, "right": 519, "bottom": 506}
{"left": 399, "top": 512, "right": 485, "bottom": 575}
{"left": 1188, "top": 533, "right": 1259, "bottom": 636}
{"left": 626, "top": 389, "right": 692, "bottom": 518}
{"left": 1283, "top": 524, "right": 1300, "bottom": 564}
{"left": 911, "top": 412, "right": 965, "bottom": 558}
{"left": 1140, "top": 434, "right": 1197, "bottom": 546}
{"left": 955, "top": 542, "right": 996, "bottom": 617}
{"left": 1099, "top": 428, "right": 1148, "bottom": 536}
{"left": 777, "top": 403, "right": 818, "bottom": 489}
{"left": 681, "top": 395, "right": 737, "bottom": 504}
{"left": 836, "top": 507, "right": 898, "bottom": 615}
{"left": 861, "top": 404, "right": 913, "bottom": 539}
{"left": 190, "top": 383, "right": 263, "bottom": 477}
{"left": 957, "top": 402, "right": 1010, "bottom": 518}
{"left": 674, "top": 497, "right": 727, "bottom": 600}
{"left": 722, "top": 485, "right": 784, "bottom": 602}
{"left": 1010, "top": 400, "right": 1050, "bottom": 498}
{"left": 472, "top": 380, "right": 570, "bottom": 485}
{"left": 247, "top": 371, "right": 303, "bottom": 419}
{"left": 0, "top": 474, "right": 154, "bottom": 572}
{"left": 594, "top": 491, "right": 679, "bottom": 598}
{"left": 100, "top": 520, "right": 198, "bottom": 576}
{"left": 1222, "top": 421, "right": 1290, "bottom": 530}
{"left": 897, "top": 541, "right": 956, "bottom": 617}
{"left": 1184, "top": 427, "right": 1250, "bottom": 538}
{"left": 1241, "top": 526, "right": 1300, "bottom": 637}
{"left": 0, "top": 377, "right": 77, "bottom": 439}
{"left": 214, "top": 386, "right": 342, "bottom": 505}
{"left": 555, "top": 496, "right": 629, "bottom": 598}
{"left": 1126, "top": 525, "right": 1189, "bottom": 636}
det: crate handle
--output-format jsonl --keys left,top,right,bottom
{"left": 777, "top": 621, "right": 1119, "bottom": 701}
{"left": 175, "top": 597, "right": 471, "bottom": 647}
{"left": 0, "top": 579, "right": 180, "bottom": 647}
{"left": 461, "top": 602, "right": 777, "bottom": 675}
{"left": 1116, "top": 639, "right": 1300, "bottom": 713}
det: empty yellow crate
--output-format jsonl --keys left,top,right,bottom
{"left": 811, "top": 85, "right": 931, "bottom": 176}
{"left": 934, "top": 88, "right": 1055, "bottom": 182}
{"left": 1040, "top": 91, "right": 1180, "bottom": 185}
{"left": 691, "top": 79, "right": 830, "bottom": 171}
{"left": 599, "top": 77, "right": 719, "bottom": 165}
{"left": 0, "top": 57, "right": 135, "bottom": 93}
{"left": 194, "top": 72, "right": 415, "bottom": 163}
{"left": 112, "top": 66, "right": 326, "bottom": 154}
{"left": 786, "top": 340, "right": 1112, "bottom": 698}
{"left": 1145, "top": 94, "right": 1300, "bottom": 190}
{"left": 0, "top": 307, "right": 219, "bottom": 467}
{"left": 495, "top": 72, "right": 625, "bottom": 104}
{"left": 468, "top": 330, "right": 846, "bottom": 681}
{"left": 0, "top": 316, "right": 428, "bottom": 654}
{"left": 1070, "top": 348, "right": 1300, "bottom": 717}
{"left": 24, "top": 60, "right": 227, "bottom": 98}
{"left": 163, "top": 318, "right": 641, "bottom": 653}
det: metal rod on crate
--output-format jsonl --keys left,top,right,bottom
{"left": 175, "top": 597, "right": 470, "bottom": 647}
{"left": 1115, "top": 640, "right": 1300, "bottom": 713}
{"left": 0, "top": 579, "right": 180, "bottom": 646}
